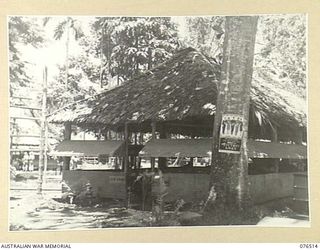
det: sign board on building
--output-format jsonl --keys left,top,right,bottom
{"left": 219, "top": 114, "right": 244, "bottom": 154}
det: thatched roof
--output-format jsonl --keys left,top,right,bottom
{"left": 49, "top": 48, "right": 306, "bottom": 140}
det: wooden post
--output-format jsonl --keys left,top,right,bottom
{"left": 296, "top": 127, "right": 304, "bottom": 145}
{"left": 151, "top": 121, "right": 156, "bottom": 170}
{"left": 9, "top": 118, "right": 16, "bottom": 165}
{"left": 124, "top": 123, "right": 129, "bottom": 172}
{"left": 137, "top": 132, "right": 144, "bottom": 169}
{"left": 139, "top": 132, "right": 144, "bottom": 144}
{"left": 108, "top": 130, "right": 112, "bottom": 140}
{"left": 271, "top": 126, "right": 280, "bottom": 173}
{"left": 38, "top": 66, "right": 47, "bottom": 194}
{"left": 63, "top": 122, "right": 72, "bottom": 171}
{"left": 190, "top": 134, "right": 195, "bottom": 168}
{"left": 134, "top": 132, "right": 138, "bottom": 144}
{"left": 158, "top": 123, "right": 167, "bottom": 170}
{"left": 124, "top": 122, "right": 129, "bottom": 207}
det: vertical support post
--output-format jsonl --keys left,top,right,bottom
{"left": 158, "top": 123, "right": 167, "bottom": 170}
{"left": 108, "top": 130, "right": 112, "bottom": 140}
{"left": 38, "top": 66, "right": 47, "bottom": 194}
{"left": 139, "top": 132, "right": 144, "bottom": 144}
{"left": 9, "top": 118, "right": 16, "bottom": 165}
{"left": 151, "top": 121, "right": 156, "bottom": 170}
{"left": 44, "top": 119, "right": 48, "bottom": 175}
{"left": 124, "top": 122, "right": 129, "bottom": 207}
{"left": 43, "top": 71, "right": 48, "bottom": 178}
{"left": 134, "top": 132, "right": 138, "bottom": 144}
{"left": 296, "top": 127, "right": 303, "bottom": 145}
{"left": 137, "top": 132, "right": 144, "bottom": 169}
{"left": 190, "top": 133, "right": 195, "bottom": 168}
{"left": 63, "top": 122, "right": 72, "bottom": 171}
{"left": 271, "top": 126, "right": 279, "bottom": 173}
{"left": 124, "top": 123, "right": 129, "bottom": 173}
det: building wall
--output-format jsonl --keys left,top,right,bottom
{"left": 63, "top": 170, "right": 126, "bottom": 199}
{"left": 162, "top": 172, "right": 298, "bottom": 204}
{"left": 249, "top": 172, "right": 295, "bottom": 203}
{"left": 62, "top": 170, "right": 300, "bottom": 204}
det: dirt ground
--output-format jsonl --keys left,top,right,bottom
{"left": 10, "top": 171, "right": 155, "bottom": 230}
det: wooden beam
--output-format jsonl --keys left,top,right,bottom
{"left": 10, "top": 148, "right": 40, "bottom": 152}
{"left": 10, "top": 116, "right": 41, "bottom": 121}
{"left": 10, "top": 105, "right": 42, "bottom": 111}
{"left": 166, "top": 122, "right": 212, "bottom": 129}
{"left": 10, "top": 134, "right": 55, "bottom": 139}
{"left": 12, "top": 143, "right": 40, "bottom": 147}
{"left": 10, "top": 96, "right": 33, "bottom": 100}
{"left": 11, "top": 134, "right": 40, "bottom": 138}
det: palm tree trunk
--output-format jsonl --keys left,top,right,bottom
{"left": 65, "top": 19, "right": 70, "bottom": 90}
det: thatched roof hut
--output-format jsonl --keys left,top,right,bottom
{"left": 49, "top": 48, "right": 306, "bottom": 142}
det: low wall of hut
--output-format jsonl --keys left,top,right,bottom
{"left": 249, "top": 172, "right": 296, "bottom": 203}
{"left": 162, "top": 172, "right": 301, "bottom": 204}
{"left": 62, "top": 170, "right": 303, "bottom": 205}
{"left": 63, "top": 170, "right": 126, "bottom": 200}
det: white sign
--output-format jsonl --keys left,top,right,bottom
{"left": 219, "top": 114, "right": 244, "bottom": 154}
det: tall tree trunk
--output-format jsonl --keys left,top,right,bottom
{"left": 100, "top": 23, "right": 105, "bottom": 88}
{"left": 206, "top": 16, "right": 258, "bottom": 225}
{"left": 65, "top": 19, "right": 70, "bottom": 90}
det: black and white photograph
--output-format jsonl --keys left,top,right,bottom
{"left": 8, "top": 14, "right": 308, "bottom": 231}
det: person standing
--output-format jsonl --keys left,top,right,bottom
{"left": 22, "top": 152, "right": 29, "bottom": 172}
{"left": 28, "top": 152, "right": 35, "bottom": 172}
